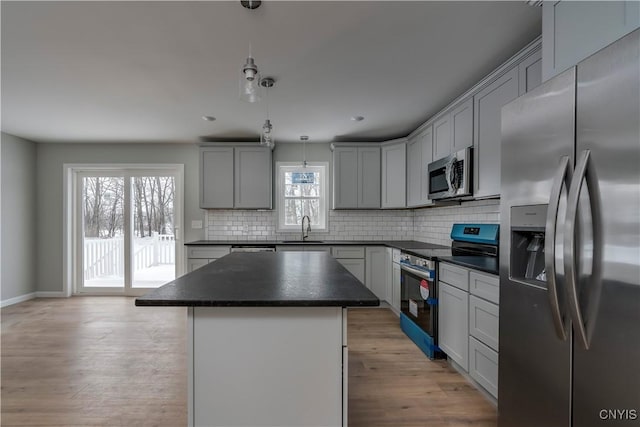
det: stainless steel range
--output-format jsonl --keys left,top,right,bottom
{"left": 399, "top": 224, "right": 499, "bottom": 360}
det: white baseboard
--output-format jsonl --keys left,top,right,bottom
{"left": 35, "top": 291, "right": 67, "bottom": 298}
{"left": 0, "top": 292, "right": 36, "bottom": 307}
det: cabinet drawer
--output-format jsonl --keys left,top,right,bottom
{"left": 469, "top": 270, "right": 500, "bottom": 304}
{"left": 469, "top": 336, "right": 499, "bottom": 398}
{"left": 469, "top": 295, "right": 499, "bottom": 351}
{"left": 275, "top": 245, "right": 305, "bottom": 252}
{"left": 331, "top": 246, "right": 365, "bottom": 259}
{"left": 187, "top": 246, "right": 230, "bottom": 259}
{"left": 188, "top": 258, "right": 211, "bottom": 272}
{"left": 439, "top": 263, "right": 469, "bottom": 291}
{"left": 306, "top": 245, "right": 331, "bottom": 253}
{"left": 335, "top": 258, "right": 365, "bottom": 284}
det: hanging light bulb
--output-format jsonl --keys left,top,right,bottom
{"left": 260, "top": 78, "right": 275, "bottom": 149}
{"left": 240, "top": 48, "right": 261, "bottom": 103}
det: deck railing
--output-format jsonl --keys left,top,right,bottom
{"left": 84, "top": 233, "right": 175, "bottom": 280}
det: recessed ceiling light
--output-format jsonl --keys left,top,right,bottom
{"left": 351, "top": 116, "right": 365, "bottom": 122}
{"left": 202, "top": 116, "right": 216, "bottom": 122}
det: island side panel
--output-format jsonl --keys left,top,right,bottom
{"left": 191, "top": 306, "right": 344, "bottom": 427}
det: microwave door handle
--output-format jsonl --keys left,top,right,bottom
{"left": 545, "top": 156, "right": 570, "bottom": 341}
{"left": 564, "top": 150, "right": 602, "bottom": 351}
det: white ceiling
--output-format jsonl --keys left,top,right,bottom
{"left": 1, "top": 1, "right": 541, "bottom": 144}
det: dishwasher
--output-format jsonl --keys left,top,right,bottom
{"left": 230, "top": 245, "right": 276, "bottom": 252}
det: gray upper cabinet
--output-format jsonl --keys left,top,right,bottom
{"left": 542, "top": 0, "right": 640, "bottom": 81}
{"left": 234, "top": 146, "right": 272, "bottom": 209}
{"left": 451, "top": 98, "right": 474, "bottom": 153}
{"left": 432, "top": 97, "right": 474, "bottom": 161}
{"left": 381, "top": 141, "right": 406, "bottom": 209}
{"left": 406, "top": 135, "right": 422, "bottom": 207}
{"left": 200, "top": 145, "right": 272, "bottom": 209}
{"left": 406, "top": 126, "right": 433, "bottom": 208}
{"left": 420, "top": 126, "right": 434, "bottom": 205}
{"left": 357, "top": 147, "right": 381, "bottom": 209}
{"left": 518, "top": 49, "right": 542, "bottom": 95}
{"left": 432, "top": 114, "right": 451, "bottom": 161}
{"left": 200, "top": 147, "right": 234, "bottom": 208}
{"left": 473, "top": 67, "right": 519, "bottom": 199}
{"left": 333, "top": 147, "right": 359, "bottom": 209}
{"left": 333, "top": 146, "right": 380, "bottom": 209}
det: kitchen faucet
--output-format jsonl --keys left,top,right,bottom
{"left": 301, "top": 215, "right": 311, "bottom": 241}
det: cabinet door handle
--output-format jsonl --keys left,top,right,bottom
{"left": 545, "top": 156, "right": 570, "bottom": 341}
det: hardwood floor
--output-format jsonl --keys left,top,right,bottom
{"left": 1, "top": 297, "right": 496, "bottom": 426}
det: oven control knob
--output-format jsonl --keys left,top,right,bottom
{"left": 403, "top": 255, "right": 410, "bottom": 262}
{"left": 421, "top": 261, "right": 428, "bottom": 267}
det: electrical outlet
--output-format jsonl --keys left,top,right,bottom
{"left": 243, "top": 224, "right": 249, "bottom": 233}
{"left": 191, "top": 220, "right": 203, "bottom": 229}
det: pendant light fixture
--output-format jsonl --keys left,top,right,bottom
{"left": 260, "top": 77, "right": 275, "bottom": 149}
{"left": 300, "top": 136, "right": 309, "bottom": 168}
{"left": 240, "top": 47, "right": 261, "bottom": 103}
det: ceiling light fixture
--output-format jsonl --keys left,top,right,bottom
{"left": 202, "top": 115, "right": 216, "bottom": 122}
{"left": 351, "top": 116, "right": 365, "bottom": 122}
{"left": 240, "top": 49, "right": 261, "bottom": 103}
{"left": 241, "top": 0, "right": 261, "bottom": 10}
{"left": 260, "top": 77, "right": 275, "bottom": 149}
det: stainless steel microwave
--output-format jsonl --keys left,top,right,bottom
{"left": 427, "top": 147, "right": 473, "bottom": 200}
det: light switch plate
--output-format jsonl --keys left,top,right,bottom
{"left": 191, "top": 220, "right": 203, "bottom": 229}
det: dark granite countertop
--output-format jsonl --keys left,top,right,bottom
{"left": 438, "top": 256, "right": 499, "bottom": 276}
{"left": 185, "top": 239, "right": 450, "bottom": 252}
{"left": 135, "top": 252, "right": 380, "bottom": 307}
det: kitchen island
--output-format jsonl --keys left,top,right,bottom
{"left": 136, "top": 251, "right": 379, "bottom": 427}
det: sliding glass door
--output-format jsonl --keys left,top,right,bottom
{"left": 75, "top": 167, "right": 182, "bottom": 295}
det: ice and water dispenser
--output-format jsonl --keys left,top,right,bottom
{"left": 510, "top": 205, "right": 548, "bottom": 284}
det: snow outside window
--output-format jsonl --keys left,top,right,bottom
{"left": 277, "top": 162, "right": 328, "bottom": 232}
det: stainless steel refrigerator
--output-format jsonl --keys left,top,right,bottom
{"left": 499, "top": 29, "right": 639, "bottom": 427}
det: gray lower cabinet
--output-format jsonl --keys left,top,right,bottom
{"left": 542, "top": 0, "right": 640, "bottom": 82}
{"left": 473, "top": 67, "right": 519, "bottom": 199}
{"left": 331, "top": 246, "right": 365, "bottom": 284}
{"left": 391, "top": 261, "right": 401, "bottom": 313}
{"left": 187, "top": 246, "right": 231, "bottom": 272}
{"left": 200, "top": 145, "right": 272, "bottom": 209}
{"left": 406, "top": 126, "right": 433, "bottom": 208}
{"left": 365, "top": 247, "right": 387, "bottom": 300}
{"left": 438, "top": 281, "right": 469, "bottom": 371}
{"left": 439, "top": 262, "right": 500, "bottom": 399}
{"left": 332, "top": 146, "right": 380, "bottom": 209}
{"left": 381, "top": 141, "right": 407, "bottom": 209}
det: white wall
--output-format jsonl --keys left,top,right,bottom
{"left": 1, "top": 133, "right": 38, "bottom": 301}
{"left": 36, "top": 143, "right": 202, "bottom": 292}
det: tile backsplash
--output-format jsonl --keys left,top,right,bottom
{"left": 205, "top": 199, "right": 500, "bottom": 245}
{"left": 413, "top": 199, "right": 500, "bottom": 246}
{"left": 205, "top": 209, "right": 414, "bottom": 241}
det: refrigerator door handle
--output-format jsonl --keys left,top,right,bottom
{"left": 545, "top": 156, "right": 570, "bottom": 341}
{"left": 564, "top": 149, "right": 602, "bottom": 350}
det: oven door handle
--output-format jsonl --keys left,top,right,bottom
{"left": 400, "top": 264, "right": 434, "bottom": 280}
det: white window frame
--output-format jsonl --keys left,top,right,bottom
{"left": 276, "top": 161, "right": 329, "bottom": 233}
{"left": 63, "top": 163, "right": 184, "bottom": 297}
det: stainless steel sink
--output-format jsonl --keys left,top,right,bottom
{"left": 281, "top": 240, "right": 325, "bottom": 244}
